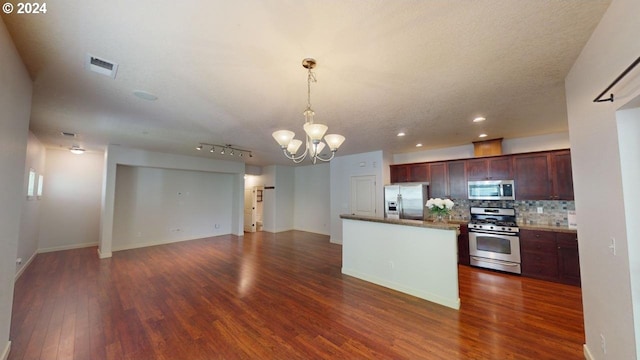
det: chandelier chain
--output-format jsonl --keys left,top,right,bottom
{"left": 307, "top": 68, "right": 316, "bottom": 111}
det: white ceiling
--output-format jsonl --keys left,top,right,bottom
{"left": 1, "top": 1, "right": 611, "bottom": 166}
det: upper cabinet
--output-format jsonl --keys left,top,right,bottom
{"left": 447, "top": 161, "right": 467, "bottom": 199}
{"left": 428, "top": 162, "right": 447, "bottom": 198}
{"left": 550, "top": 150, "right": 574, "bottom": 200}
{"left": 466, "top": 157, "right": 513, "bottom": 181}
{"left": 513, "top": 150, "right": 574, "bottom": 200}
{"left": 426, "top": 161, "right": 466, "bottom": 199}
{"left": 390, "top": 149, "right": 574, "bottom": 201}
{"left": 390, "top": 163, "right": 429, "bottom": 183}
{"left": 513, "top": 153, "right": 552, "bottom": 200}
{"left": 390, "top": 165, "right": 409, "bottom": 183}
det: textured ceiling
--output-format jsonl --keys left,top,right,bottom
{"left": 1, "top": 1, "right": 611, "bottom": 166}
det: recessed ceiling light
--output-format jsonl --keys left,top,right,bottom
{"left": 473, "top": 117, "right": 486, "bottom": 122}
{"left": 69, "top": 145, "right": 85, "bottom": 155}
{"left": 416, "top": 143, "right": 423, "bottom": 147}
{"left": 397, "top": 132, "right": 406, "bottom": 137}
{"left": 479, "top": 133, "right": 488, "bottom": 138}
{"left": 133, "top": 90, "right": 158, "bottom": 101}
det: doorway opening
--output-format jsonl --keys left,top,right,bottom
{"left": 244, "top": 186, "right": 264, "bottom": 233}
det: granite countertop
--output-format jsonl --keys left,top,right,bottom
{"left": 340, "top": 214, "right": 461, "bottom": 232}
{"left": 453, "top": 219, "right": 577, "bottom": 234}
{"left": 339, "top": 214, "right": 577, "bottom": 234}
{"left": 516, "top": 223, "right": 577, "bottom": 234}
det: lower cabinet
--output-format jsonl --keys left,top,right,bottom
{"left": 457, "top": 224, "right": 470, "bottom": 266}
{"left": 520, "top": 229, "right": 581, "bottom": 286}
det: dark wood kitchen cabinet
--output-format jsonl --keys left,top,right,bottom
{"left": 514, "top": 151, "right": 574, "bottom": 200}
{"left": 520, "top": 229, "right": 559, "bottom": 282}
{"left": 556, "top": 232, "right": 581, "bottom": 286}
{"left": 550, "top": 150, "right": 574, "bottom": 200}
{"left": 428, "top": 162, "right": 447, "bottom": 198}
{"left": 408, "top": 163, "right": 429, "bottom": 182}
{"left": 447, "top": 161, "right": 467, "bottom": 199}
{"left": 390, "top": 163, "right": 429, "bottom": 183}
{"left": 427, "top": 161, "right": 466, "bottom": 199}
{"left": 520, "top": 229, "right": 580, "bottom": 286}
{"left": 513, "top": 153, "right": 552, "bottom": 200}
{"left": 457, "top": 224, "right": 470, "bottom": 265}
{"left": 389, "top": 148, "right": 573, "bottom": 200}
{"left": 390, "top": 164, "right": 410, "bottom": 183}
{"left": 466, "top": 156, "right": 513, "bottom": 181}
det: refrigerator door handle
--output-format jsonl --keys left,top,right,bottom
{"left": 398, "top": 194, "right": 404, "bottom": 219}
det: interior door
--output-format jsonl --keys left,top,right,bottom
{"left": 244, "top": 188, "right": 256, "bottom": 232}
{"left": 350, "top": 175, "right": 376, "bottom": 216}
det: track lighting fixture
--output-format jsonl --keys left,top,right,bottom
{"left": 195, "top": 143, "right": 252, "bottom": 159}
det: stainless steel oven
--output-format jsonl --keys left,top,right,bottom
{"left": 468, "top": 207, "right": 521, "bottom": 274}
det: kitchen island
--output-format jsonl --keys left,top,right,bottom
{"left": 340, "top": 214, "right": 461, "bottom": 310}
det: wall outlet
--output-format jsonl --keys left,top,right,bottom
{"left": 16, "top": 258, "right": 22, "bottom": 265}
{"left": 214, "top": 224, "right": 220, "bottom": 229}
{"left": 537, "top": 207, "right": 544, "bottom": 214}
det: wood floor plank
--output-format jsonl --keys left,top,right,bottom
{"left": 9, "top": 230, "right": 584, "bottom": 359}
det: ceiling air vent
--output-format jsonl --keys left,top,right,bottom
{"left": 85, "top": 53, "right": 118, "bottom": 79}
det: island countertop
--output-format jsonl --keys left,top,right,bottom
{"left": 340, "top": 214, "right": 461, "bottom": 233}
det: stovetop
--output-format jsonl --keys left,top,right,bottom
{"left": 469, "top": 219, "right": 517, "bottom": 227}
{"left": 468, "top": 206, "right": 519, "bottom": 233}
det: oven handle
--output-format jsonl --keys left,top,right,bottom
{"left": 471, "top": 256, "right": 520, "bottom": 267}
{"left": 469, "top": 229, "right": 519, "bottom": 236}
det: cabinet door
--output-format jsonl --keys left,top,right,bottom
{"left": 551, "top": 150, "right": 574, "bottom": 200}
{"left": 409, "top": 164, "right": 429, "bottom": 182}
{"left": 447, "top": 161, "right": 467, "bottom": 199}
{"left": 428, "top": 162, "right": 447, "bottom": 198}
{"left": 557, "top": 233, "right": 581, "bottom": 286}
{"left": 520, "top": 229, "right": 559, "bottom": 281}
{"left": 514, "top": 153, "right": 552, "bottom": 200}
{"left": 466, "top": 159, "right": 489, "bottom": 181}
{"left": 390, "top": 165, "right": 409, "bottom": 183}
{"left": 488, "top": 157, "right": 513, "bottom": 179}
{"left": 457, "top": 224, "right": 470, "bottom": 265}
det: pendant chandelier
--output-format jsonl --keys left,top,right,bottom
{"left": 272, "top": 58, "right": 345, "bottom": 164}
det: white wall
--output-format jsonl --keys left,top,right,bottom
{"left": 617, "top": 105, "right": 640, "bottom": 359}
{"left": 392, "top": 132, "right": 570, "bottom": 164}
{"left": 0, "top": 17, "right": 32, "bottom": 359}
{"left": 16, "top": 132, "right": 46, "bottom": 277}
{"left": 294, "top": 163, "right": 330, "bottom": 235}
{"left": 38, "top": 149, "right": 104, "bottom": 252}
{"left": 99, "top": 145, "right": 245, "bottom": 258}
{"left": 275, "top": 165, "right": 295, "bottom": 232}
{"left": 330, "top": 151, "right": 385, "bottom": 244}
{"left": 565, "top": 0, "right": 640, "bottom": 358}
{"left": 112, "top": 166, "right": 234, "bottom": 251}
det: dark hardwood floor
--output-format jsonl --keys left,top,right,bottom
{"left": 9, "top": 231, "right": 584, "bottom": 359}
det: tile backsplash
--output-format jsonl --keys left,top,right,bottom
{"left": 444, "top": 199, "right": 575, "bottom": 227}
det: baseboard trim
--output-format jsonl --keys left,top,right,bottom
{"left": 1, "top": 341, "right": 11, "bottom": 360}
{"left": 97, "top": 248, "right": 112, "bottom": 259}
{"left": 38, "top": 242, "right": 98, "bottom": 254}
{"left": 14, "top": 251, "right": 37, "bottom": 281}
{"left": 583, "top": 344, "right": 594, "bottom": 360}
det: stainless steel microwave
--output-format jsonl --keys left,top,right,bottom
{"left": 468, "top": 180, "right": 515, "bottom": 200}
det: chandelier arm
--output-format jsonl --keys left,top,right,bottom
{"left": 281, "top": 147, "right": 309, "bottom": 162}
{"left": 312, "top": 151, "right": 337, "bottom": 163}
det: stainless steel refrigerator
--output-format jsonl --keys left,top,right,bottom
{"left": 384, "top": 183, "right": 430, "bottom": 220}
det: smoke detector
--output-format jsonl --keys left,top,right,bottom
{"left": 85, "top": 54, "right": 118, "bottom": 78}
